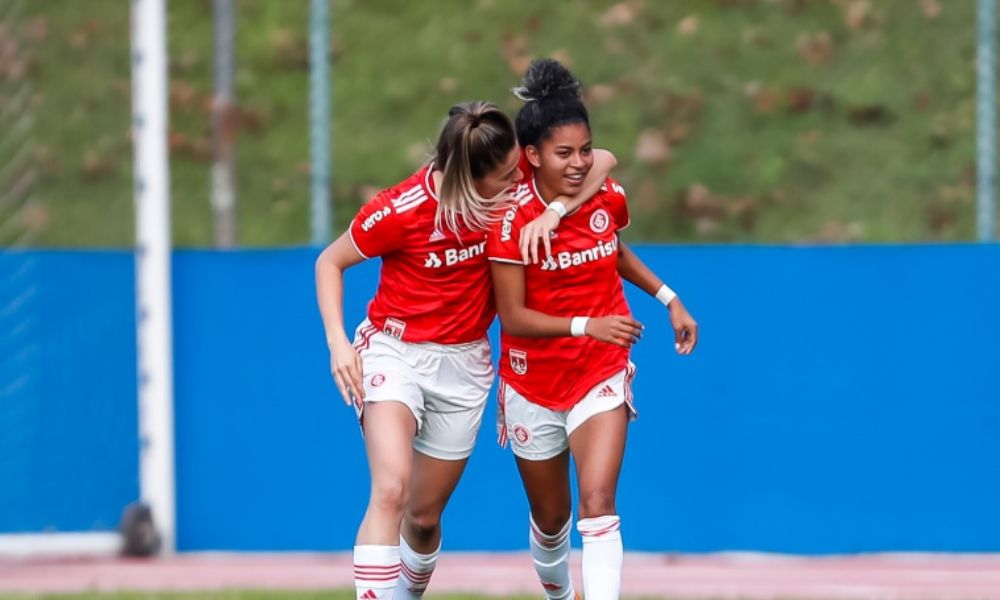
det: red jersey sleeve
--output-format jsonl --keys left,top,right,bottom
{"left": 349, "top": 190, "right": 405, "bottom": 258}
{"left": 487, "top": 204, "right": 526, "bottom": 265}
{"left": 604, "top": 178, "right": 631, "bottom": 231}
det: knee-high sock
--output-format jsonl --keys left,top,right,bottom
{"left": 530, "top": 514, "right": 575, "bottom": 600}
{"left": 395, "top": 535, "right": 439, "bottom": 598}
{"left": 353, "top": 544, "right": 400, "bottom": 600}
{"left": 577, "top": 515, "right": 623, "bottom": 600}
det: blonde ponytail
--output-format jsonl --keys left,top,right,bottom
{"left": 433, "top": 101, "right": 517, "bottom": 234}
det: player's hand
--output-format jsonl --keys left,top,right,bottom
{"left": 585, "top": 315, "right": 644, "bottom": 348}
{"left": 328, "top": 338, "right": 364, "bottom": 405}
{"left": 668, "top": 299, "right": 698, "bottom": 355}
{"left": 520, "top": 209, "right": 561, "bottom": 264}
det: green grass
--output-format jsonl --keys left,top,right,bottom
{"left": 9, "top": 0, "right": 981, "bottom": 246}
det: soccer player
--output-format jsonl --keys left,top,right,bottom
{"left": 488, "top": 59, "right": 699, "bottom": 600}
{"left": 315, "top": 100, "right": 617, "bottom": 600}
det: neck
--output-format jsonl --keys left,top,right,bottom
{"left": 533, "top": 177, "right": 559, "bottom": 205}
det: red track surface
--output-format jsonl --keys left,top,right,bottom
{"left": 2, "top": 553, "right": 999, "bottom": 599}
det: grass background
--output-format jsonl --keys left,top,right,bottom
{"left": 4, "top": 0, "right": 979, "bottom": 247}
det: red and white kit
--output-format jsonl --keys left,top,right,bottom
{"left": 488, "top": 177, "right": 637, "bottom": 460}
{"left": 348, "top": 164, "right": 495, "bottom": 460}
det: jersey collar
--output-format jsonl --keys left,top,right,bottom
{"left": 423, "top": 163, "right": 442, "bottom": 203}
{"left": 530, "top": 177, "right": 552, "bottom": 210}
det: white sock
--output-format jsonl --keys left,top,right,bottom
{"left": 395, "top": 535, "right": 439, "bottom": 598}
{"left": 530, "top": 514, "right": 575, "bottom": 600}
{"left": 578, "top": 515, "right": 623, "bottom": 600}
{"left": 354, "top": 544, "right": 400, "bottom": 600}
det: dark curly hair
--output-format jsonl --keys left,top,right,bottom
{"left": 512, "top": 58, "right": 590, "bottom": 148}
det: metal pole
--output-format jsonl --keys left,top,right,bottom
{"left": 309, "top": 0, "right": 331, "bottom": 245}
{"left": 212, "top": 0, "right": 236, "bottom": 248}
{"left": 130, "top": 0, "right": 176, "bottom": 554}
{"left": 978, "top": 0, "right": 997, "bottom": 242}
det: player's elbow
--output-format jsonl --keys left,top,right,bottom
{"left": 496, "top": 309, "right": 530, "bottom": 337}
{"left": 594, "top": 148, "right": 618, "bottom": 170}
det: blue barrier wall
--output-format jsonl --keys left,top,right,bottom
{"left": 0, "top": 251, "right": 139, "bottom": 533}
{"left": 3, "top": 246, "right": 999, "bottom": 552}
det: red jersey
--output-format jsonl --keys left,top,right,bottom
{"left": 487, "top": 177, "right": 632, "bottom": 411}
{"left": 349, "top": 164, "right": 494, "bottom": 344}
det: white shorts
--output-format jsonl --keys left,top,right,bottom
{"left": 352, "top": 319, "right": 493, "bottom": 461}
{"left": 497, "top": 364, "right": 637, "bottom": 461}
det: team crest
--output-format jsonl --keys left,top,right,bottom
{"left": 509, "top": 349, "right": 528, "bottom": 375}
{"left": 590, "top": 208, "right": 610, "bottom": 234}
{"left": 512, "top": 424, "right": 532, "bottom": 446}
{"left": 384, "top": 317, "right": 406, "bottom": 339}
{"left": 370, "top": 373, "right": 386, "bottom": 387}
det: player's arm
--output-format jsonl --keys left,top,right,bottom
{"left": 616, "top": 241, "right": 698, "bottom": 355}
{"left": 519, "top": 149, "right": 617, "bottom": 264}
{"left": 490, "top": 260, "right": 642, "bottom": 348}
{"left": 315, "top": 233, "right": 367, "bottom": 403}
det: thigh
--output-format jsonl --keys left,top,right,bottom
{"left": 362, "top": 401, "right": 419, "bottom": 487}
{"left": 568, "top": 403, "right": 628, "bottom": 516}
{"left": 405, "top": 451, "right": 469, "bottom": 526}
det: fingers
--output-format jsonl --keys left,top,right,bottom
{"left": 684, "top": 322, "right": 699, "bottom": 353}
{"left": 343, "top": 363, "right": 364, "bottom": 402}
{"left": 519, "top": 225, "right": 544, "bottom": 265}
{"left": 332, "top": 370, "right": 351, "bottom": 405}
{"left": 354, "top": 353, "right": 365, "bottom": 387}
{"left": 542, "top": 230, "right": 552, "bottom": 261}
{"left": 674, "top": 320, "right": 698, "bottom": 355}
{"left": 588, "top": 316, "right": 645, "bottom": 348}
{"left": 332, "top": 356, "right": 365, "bottom": 405}
{"left": 614, "top": 316, "right": 643, "bottom": 339}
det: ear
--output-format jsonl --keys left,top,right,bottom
{"left": 525, "top": 145, "right": 542, "bottom": 169}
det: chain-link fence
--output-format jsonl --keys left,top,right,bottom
{"left": 2, "top": 0, "right": 987, "bottom": 247}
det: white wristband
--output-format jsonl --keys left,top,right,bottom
{"left": 570, "top": 316, "right": 589, "bottom": 337}
{"left": 655, "top": 284, "right": 677, "bottom": 307}
{"left": 547, "top": 201, "right": 568, "bottom": 218}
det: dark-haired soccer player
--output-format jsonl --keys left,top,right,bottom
{"left": 489, "top": 59, "right": 699, "bottom": 600}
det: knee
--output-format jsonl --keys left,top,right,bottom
{"left": 578, "top": 489, "right": 616, "bottom": 519}
{"left": 369, "top": 478, "right": 408, "bottom": 517}
{"left": 405, "top": 508, "right": 441, "bottom": 543}
{"left": 531, "top": 508, "right": 572, "bottom": 536}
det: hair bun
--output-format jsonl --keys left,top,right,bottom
{"left": 512, "top": 58, "right": 581, "bottom": 102}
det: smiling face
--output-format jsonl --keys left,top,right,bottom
{"left": 525, "top": 122, "right": 594, "bottom": 201}
{"left": 472, "top": 144, "right": 523, "bottom": 203}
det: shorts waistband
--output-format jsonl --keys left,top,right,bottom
{"left": 358, "top": 319, "right": 488, "bottom": 354}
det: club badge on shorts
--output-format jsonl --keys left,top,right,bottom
{"left": 509, "top": 348, "right": 528, "bottom": 375}
{"left": 512, "top": 423, "right": 532, "bottom": 446}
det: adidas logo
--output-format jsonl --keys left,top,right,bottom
{"left": 597, "top": 384, "right": 617, "bottom": 398}
{"left": 428, "top": 229, "right": 445, "bottom": 242}
{"left": 360, "top": 590, "right": 378, "bottom": 600}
